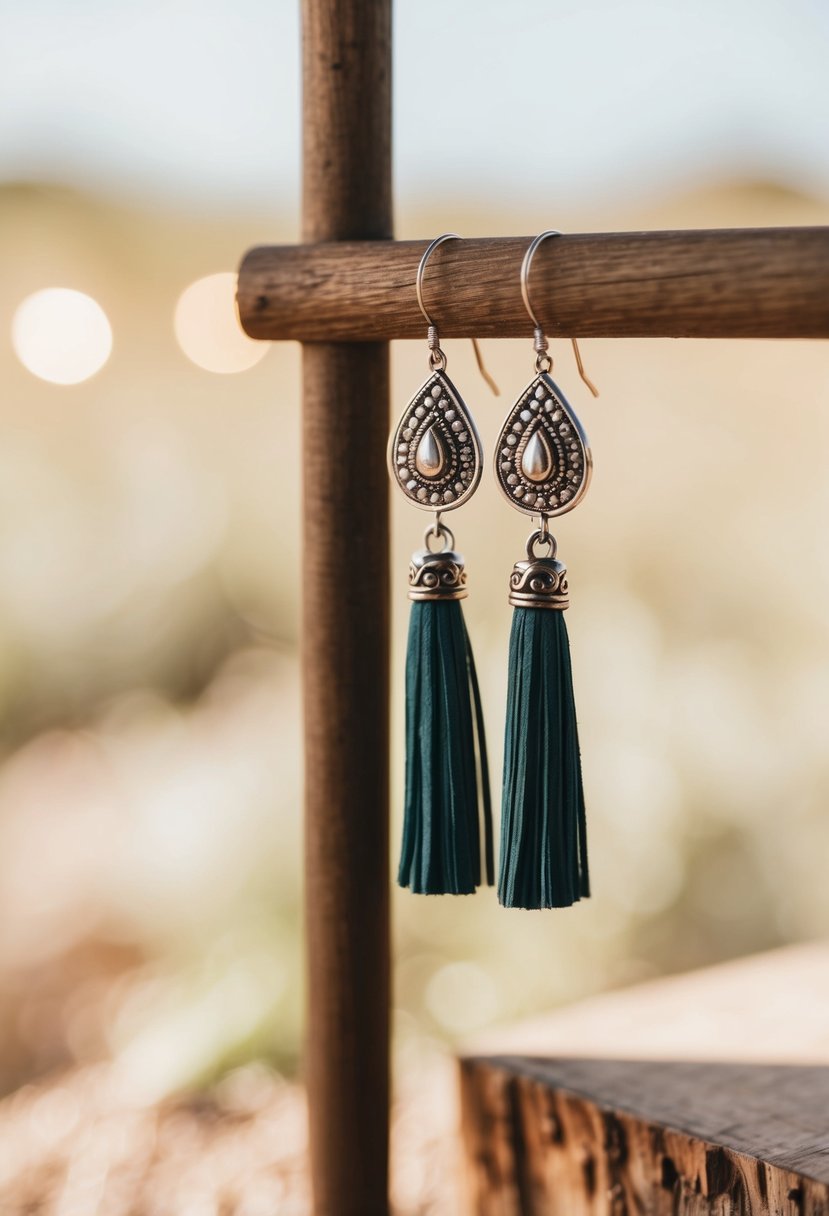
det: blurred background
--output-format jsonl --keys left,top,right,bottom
{"left": 1, "top": 1, "right": 828, "bottom": 1211}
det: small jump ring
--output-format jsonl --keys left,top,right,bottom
{"left": 526, "top": 527, "right": 557, "bottom": 561}
{"left": 424, "top": 519, "right": 455, "bottom": 553}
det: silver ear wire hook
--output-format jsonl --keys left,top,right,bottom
{"left": 416, "top": 233, "right": 500, "bottom": 395}
{"left": 520, "top": 230, "right": 599, "bottom": 398}
{"left": 416, "top": 233, "right": 458, "bottom": 329}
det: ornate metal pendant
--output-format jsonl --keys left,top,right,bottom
{"left": 494, "top": 371, "right": 592, "bottom": 517}
{"left": 388, "top": 370, "right": 482, "bottom": 512}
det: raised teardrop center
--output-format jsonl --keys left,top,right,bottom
{"left": 415, "top": 425, "right": 446, "bottom": 478}
{"left": 520, "top": 429, "right": 554, "bottom": 482}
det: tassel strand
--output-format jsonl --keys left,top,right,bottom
{"left": 399, "top": 599, "right": 493, "bottom": 895}
{"left": 498, "top": 607, "right": 589, "bottom": 910}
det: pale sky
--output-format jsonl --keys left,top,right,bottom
{"left": 1, "top": 0, "right": 828, "bottom": 212}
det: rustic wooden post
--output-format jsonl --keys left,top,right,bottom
{"left": 301, "top": 1, "right": 392, "bottom": 1213}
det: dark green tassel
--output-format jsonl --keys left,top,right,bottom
{"left": 398, "top": 598, "right": 494, "bottom": 895}
{"left": 498, "top": 605, "right": 589, "bottom": 910}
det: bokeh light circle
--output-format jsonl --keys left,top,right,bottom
{"left": 174, "top": 272, "right": 268, "bottom": 374}
{"left": 12, "top": 288, "right": 113, "bottom": 385}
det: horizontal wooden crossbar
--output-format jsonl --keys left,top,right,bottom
{"left": 237, "top": 228, "right": 829, "bottom": 342}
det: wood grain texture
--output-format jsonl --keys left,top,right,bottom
{"left": 460, "top": 1056, "right": 829, "bottom": 1215}
{"left": 300, "top": 1, "right": 392, "bottom": 1214}
{"left": 238, "top": 228, "right": 829, "bottom": 341}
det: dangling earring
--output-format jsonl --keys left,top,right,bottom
{"left": 389, "top": 234, "right": 496, "bottom": 895}
{"left": 495, "top": 230, "right": 600, "bottom": 910}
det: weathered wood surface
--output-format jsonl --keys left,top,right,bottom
{"left": 461, "top": 1056, "right": 829, "bottom": 1215}
{"left": 459, "top": 944, "right": 829, "bottom": 1215}
{"left": 238, "top": 228, "right": 829, "bottom": 342}
{"left": 300, "top": 0, "right": 392, "bottom": 1213}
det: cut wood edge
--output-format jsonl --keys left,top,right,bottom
{"left": 460, "top": 1055, "right": 829, "bottom": 1215}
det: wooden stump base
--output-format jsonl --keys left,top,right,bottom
{"left": 460, "top": 1056, "right": 829, "bottom": 1215}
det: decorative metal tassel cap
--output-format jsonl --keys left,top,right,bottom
{"left": 409, "top": 547, "right": 468, "bottom": 601}
{"left": 509, "top": 529, "right": 569, "bottom": 610}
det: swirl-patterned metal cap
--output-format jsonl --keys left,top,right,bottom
{"left": 508, "top": 554, "right": 568, "bottom": 610}
{"left": 408, "top": 549, "right": 468, "bottom": 602}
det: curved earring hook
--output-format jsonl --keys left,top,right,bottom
{"left": 521, "top": 230, "right": 599, "bottom": 398}
{"left": 416, "top": 233, "right": 500, "bottom": 396}
{"left": 416, "top": 233, "right": 459, "bottom": 328}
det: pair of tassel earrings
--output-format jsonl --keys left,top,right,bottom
{"left": 389, "top": 232, "right": 598, "bottom": 910}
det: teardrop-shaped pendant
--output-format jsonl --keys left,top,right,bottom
{"left": 388, "top": 370, "right": 483, "bottom": 511}
{"left": 494, "top": 372, "right": 592, "bottom": 516}
{"left": 415, "top": 425, "right": 446, "bottom": 477}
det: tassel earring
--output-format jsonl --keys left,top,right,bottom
{"left": 495, "top": 230, "right": 600, "bottom": 910}
{"left": 389, "top": 234, "right": 496, "bottom": 895}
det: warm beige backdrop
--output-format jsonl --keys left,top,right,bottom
{"left": 0, "top": 180, "right": 827, "bottom": 1109}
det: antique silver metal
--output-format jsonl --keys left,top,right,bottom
{"left": 424, "top": 515, "right": 454, "bottom": 549}
{"left": 388, "top": 368, "right": 484, "bottom": 511}
{"left": 409, "top": 521, "right": 468, "bottom": 601}
{"left": 520, "top": 232, "right": 560, "bottom": 332}
{"left": 521, "top": 232, "right": 560, "bottom": 376}
{"left": 416, "top": 235, "right": 459, "bottom": 329}
{"left": 495, "top": 230, "right": 598, "bottom": 521}
{"left": 417, "top": 233, "right": 458, "bottom": 373}
{"left": 520, "top": 230, "right": 600, "bottom": 397}
{"left": 508, "top": 528, "right": 569, "bottom": 611}
{"left": 389, "top": 233, "right": 485, "bottom": 512}
{"left": 493, "top": 369, "right": 592, "bottom": 518}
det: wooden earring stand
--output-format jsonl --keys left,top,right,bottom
{"left": 235, "top": 2, "right": 829, "bottom": 1212}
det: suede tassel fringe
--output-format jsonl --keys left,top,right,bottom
{"left": 498, "top": 605, "right": 589, "bottom": 910}
{"left": 398, "top": 599, "right": 494, "bottom": 895}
